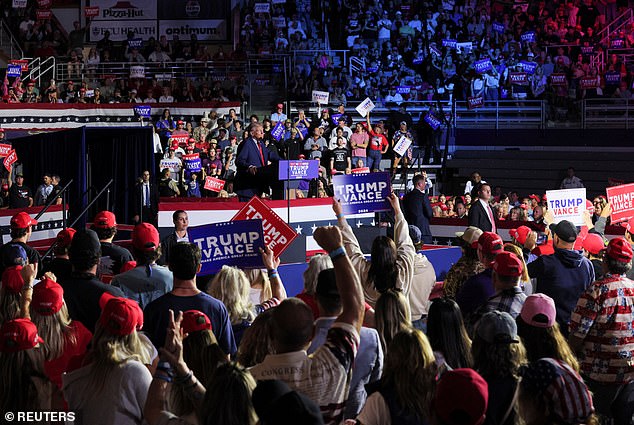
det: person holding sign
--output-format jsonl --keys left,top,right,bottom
{"left": 235, "top": 123, "right": 280, "bottom": 201}
{"left": 334, "top": 194, "right": 416, "bottom": 307}
{"left": 366, "top": 112, "right": 389, "bottom": 172}
{"left": 391, "top": 121, "right": 414, "bottom": 179}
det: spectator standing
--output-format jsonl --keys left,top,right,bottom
{"left": 365, "top": 113, "right": 389, "bottom": 172}
{"left": 0, "top": 212, "right": 41, "bottom": 275}
{"left": 33, "top": 173, "right": 54, "bottom": 206}
{"left": 403, "top": 174, "right": 434, "bottom": 244}
{"left": 270, "top": 103, "right": 287, "bottom": 124}
{"left": 468, "top": 183, "right": 496, "bottom": 233}
{"left": 91, "top": 211, "right": 134, "bottom": 281}
{"left": 560, "top": 167, "right": 584, "bottom": 189}
{"left": 8, "top": 172, "right": 33, "bottom": 209}
{"left": 133, "top": 170, "right": 159, "bottom": 226}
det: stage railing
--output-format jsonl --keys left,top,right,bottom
{"left": 581, "top": 98, "right": 634, "bottom": 129}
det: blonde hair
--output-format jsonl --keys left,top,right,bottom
{"left": 31, "top": 303, "right": 76, "bottom": 361}
{"left": 243, "top": 268, "right": 272, "bottom": 303}
{"left": 208, "top": 266, "right": 255, "bottom": 325}
{"left": 376, "top": 289, "right": 412, "bottom": 352}
{"left": 516, "top": 317, "right": 580, "bottom": 372}
{"left": 504, "top": 243, "right": 531, "bottom": 283}
{"left": 302, "top": 254, "right": 333, "bottom": 295}
{"left": 0, "top": 288, "right": 22, "bottom": 324}
{"left": 383, "top": 329, "right": 436, "bottom": 422}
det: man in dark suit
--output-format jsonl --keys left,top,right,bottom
{"left": 468, "top": 182, "right": 496, "bottom": 233}
{"left": 133, "top": 170, "right": 159, "bottom": 226}
{"left": 403, "top": 174, "right": 434, "bottom": 244}
{"left": 235, "top": 122, "right": 280, "bottom": 201}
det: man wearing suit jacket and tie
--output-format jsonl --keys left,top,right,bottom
{"left": 133, "top": 170, "right": 159, "bottom": 226}
{"left": 235, "top": 122, "right": 280, "bottom": 201}
{"left": 468, "top": 182, "right": 496, "bottom": 233}
{"left": 403, "top": 173, "right": 434, "bottom": 244}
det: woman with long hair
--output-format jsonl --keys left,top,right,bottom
{"left": 30, "top": 277, "right": 92, "bottom": 389}
{"left": 296, "top": 253, "right": 333, "bottom": 318}
{"left": 426, "top": 297, "right": 473, "bottom": 369}
{"left": 244, "top": 268, "right": 273, "bottom": 305}
{"left": 503, "top": 243, "right": 533, "bottom": 295}
{"left": 356, "top": 329, "right": 436, "bottom": 425}
{"left": 516, "top": 293, "right": 580, "bottom": 372}
{"left": 334, "top": 195, "right": 416, "bottom": 306}
{"left": 443, "top": 227, "right": 485, "bottom": 299}
{"left": 236, "top": 308, "right": 275, "bottom": 368}
{"left": 0, "top": 318, "right": 63, "bottom": 413}
{"left": 375, "top": 289, "right": 411, "bottom": 352}
{"left": 156, "top": 108, "right": 175, "bottom": 139}
{"left": 0, "top": 265, "right": 30, "bottom": 324}
{"left": 472, "top": 311, "right": 528, "bottom": 425}
{"left": 207, "top": 246, "right": 286, "bottom": 346}
{"left": 63, "top": 295, "right": 154, "bottom": 424}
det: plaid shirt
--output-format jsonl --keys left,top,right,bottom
{"left": 485, "top": 286, "right": 527, "bottom": 319}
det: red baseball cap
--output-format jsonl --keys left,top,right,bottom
{"left": 434, "top": 368, "right": 488, "bottom": 425}
{"left": 606, "top": 237, "right": 633, "bottom": 263}
{"left": 585, "top": 199, "right": 594, "bottom": 215}
{"left": 0, "top": 318, "right": 44, "bottom": 353}
{"left": 181, "top": 310, "right": 212, "bottom": 335}
{"left": 2, "top": 265, "right": 24, "bottom": 294}
{"left": 493, "top": 251, "right": 523, "bottom": 277}
{"left": 93, "top": 211, "right": 117, "bottom": 229}
{"left": 276, "top": 103, "right": 283, "bottom": 109}
{"left": 528, "top": 194, "right": 540, "bottom": 201}
{"left": 99, "top": 293, "right": 143, "bottom": 336}
{"left": 177, "top": 120, "right": 184, "bottom": 125}
{"left": 582, "top": 233, "right": 604, "bottom": 255}
{"left": 509, "top": 226, "right": 531, "bottom": 245}
{"left": 132, "top": 223, "right": 159, "bottom": 251}
{"left": 477, "top": 232, "right": 504, "bottom": 255}
{"left": 188, "top": 138, "right": 196, "bottom": 144}
{"left": 10, "top": 212, "right": 37, "bottom": 229}
{"left": 31, "top": 278, "right": 64, "bottom": 316}
{"left": 0, "top": 128, "right": 5, "bottom": 133}
{"left": 56, "top": 228, "right": 77, "bottom": 249}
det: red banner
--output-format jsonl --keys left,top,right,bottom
{"left": 0, "top": 144, "right": 12, "bottom": 157}
{"left": 550, "top": 73, "right": 567, "bottom": 86}
{"left": 204, "top": 176, "right": 225, "bottom": 192}
{"left": 351, "top": 167, "right": 370, "bottom": 174}
{"left": 3, "top": 150, "right": 17, "bottom": 172}
{"left": 36, "top": 9, "right": 52, "bottom": 19}
{"left": 84, "top": 6, "right": 99, "bottom": 17}
{"left": 467, "top": 96, "right": 484, "bottom": 110}
{"left": 10, "top": 59, "right": 28, "bottom": 72}
{"left": 170, "top": 135, "right": 189, "bottom": 146}
{"left": 231, "top": 196, "right": 298, "bottom": 257}
{"left": 606, "top": 183, "right": 634, "bottom": 223}
{"left": 37, "top": 0, "right": 51, "bottom": 7}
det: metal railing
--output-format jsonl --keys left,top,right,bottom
{"left": 0, "top": 18, "right": 23, "bottom": 59}
{"left": 581, "top": 98, "right": 634, "bottom": 129}
{"left": 593, "top": 8, "right": 634, "bottom": 70}
{"left": 25, "top": 57, "right": 56, "bottom": 87}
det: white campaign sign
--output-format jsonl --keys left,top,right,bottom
{"left": 130, "top": 66, "right": 145, "bottom": 78}
{"left": 545, "top": 188, "right": 586, "bottom": 226}
{"left": 312, "top": 90, "right": 329, "bottom": 105}
{"left": 393, "top": 135, "right": 412, "bottom": 157}
{"left": 355, "top": 97, "right": 376, "bottom": 117}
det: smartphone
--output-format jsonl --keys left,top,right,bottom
{"left": 536, "top": 232, "right": 548, "bottom": 245}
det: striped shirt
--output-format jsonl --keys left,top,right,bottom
{"left": 249, "top": 322, "right": 360, "bottom": 424}
{"left": 570, "top": 274, "right": 634, "bottom": 384}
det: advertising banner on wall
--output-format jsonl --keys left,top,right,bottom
{"left": 89, "top": 20, "right": 157, "bottom": 41}
{"left": 89, "top": 0, "right": 157, "bottom": 20}
{"left": 158, "top": 20, "right": 227, "bottom": 41}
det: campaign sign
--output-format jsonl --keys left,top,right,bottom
{"left": 580, "top": 77, "right": 597, "bottom": 89}
{"left": 0, "top": 144, "right": 12, "bottom": 157}
{"left": 412, "top": 57, "right": 423, "bottom": 65}
{"left": 351, "top": 167, "right": 370, "bottom": 174}
{"left": 331, "top": 113, "right": 343, "bottom": 125}
{"left": 546, "top": 188, "right": 586, "bottom": 226}
{"left": 521, "top": 31, "right": 536, "bottom": 43}
{"left": 133, "top": 105, "right": 151, "bottom": 119}
{"left": 254, "top": 3, "right": 270, "bottom": 13}
{"left": 10, "top": 59, "right": 28, "bottom": 72}
{"left": 333, "top": 172, "right": 392, "bottom": 215}
{"left": 355, "top": 97, "right": 375, "bottom": 117}
{"left": 272, "top": 16, "right": 286, "bottom": 27}
{"left": 396, "top": 86, "right": 411, "bottom": 94}
{"left": 36, "top": 9, "right": 51, "bottom": 19}
{"left": 232, "top": 196, "right": 298, "bottom": 257}
{"left": 550, "top": 73, "right": 567, "bottom": 86}
{"left": 605, "top": 72, "right": 621, "bottom": 86}
{"left": 312, "top": 90, "right": 329, "bottom": 104}
{"left": 159, "top": 158, "right": 180, "bottom": 173}
{"left": 271, "top": 121, "right": 284, "bottom": 141}
{"left": 3, "top": 150, "right": 17, "bottom": 172}
{"left": 509, "top": 72, "right": 528, "bottom": 85}
{"left": 13, "top": 0, "right": 27, "bottom": 7}
{"left": 204, "top": 176, "right": 225, "bottom": 193}
{"left": 189, "top": 220, "right": 264, "bottom": 274}
{"left": 128, "top": 38, "right": 143, "bottom": 49}
{"left": 456, "top": 42, "right": 473, "bottom": 53}
{"left": 611, "top": 38, "right": 625, "bottom": 49}
{"left": 581, "top": 46, "right": 594, "bottom": 56}
{"left": 430, "top": 46, "right": 441, "bottom": 56}
{"left": 6, "top": 65, "right": 21, "bottom": 77}
{"left": 424, "top": 112, "right": 442, "bottom": 130}
{"left": 474, "top": 58, "right": 493, "bottom": 74}
{"left": 492, "top": 22, "right": 505, "bottom": 33}
{"left": 171, "top": 135, "right": 189, "bottom": 146}
{"left": 38, "top": 0, "right": 51, "bottom": 7}
{"left": 183, "top": 154, "right": 202, "bottom": 172}
{"left": 130, "top": 65, "right": 145, "bottom": 78}
{"left": 84, "top": 6, "right": 100, "bottom": 17}
{"left": 467, "top": 96, "right": 484, "bottom": 110}
{"left": 393, "top": 135, "right": 412, "bottom": 157}
{"left": 606, "top": 183, "right": 634, "bottom": 223}
{"left": 278, "top": 160, "right": 319, "bottom": 180}
{"left": 442, "top": 39, "right": 457, "bottom": 49}
{"left": 520, "top": 61, "right": 537, "bottom": 74}
{"left": 608, "top": 177, "right": 625, "bottom": 187}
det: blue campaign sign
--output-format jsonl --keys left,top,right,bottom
{"left": 424, "top": 112, "right": 442, "bottom": 130}
{"left": 183, "top": 154, "right": 202, "bottom": 172}
{"left": 7, "top": 65, "right": 22, "bottom": 77}
{"left": 605, "top": 71, "right": 621, "bottom": 85}
{"left": 128, "top": 38, "right": 143, "bottom": 48}
{"left": 474, "top": 58, "right": 493, "bottom": 74}
{"left": 189, "top": 219, "right": 265, "bottom": 274}
{"left": 520, "top": 61, "right": 537, "bottom": 74}
{"left": 331, "top": 113, "right": 343, "bottom": 126}
{"left": 271, "top": 121, "right": 284, "bottom": 141}
{"left": 333, "top": 172, "right": 392, "bottom": 214}
{"left": 442, "top": 39, "right": 457, "bottom": 49}
{"left": 492, "top": 22, "right": 505, "bottom": 33}
{"left": 133, "top": 105, "right": 151, "bottom": 119}
{"left": 278, "top": 160, "right": 320, "bottom": 180}
{"left": 396, "top": 86, "right": 411, "bottom": 94}
{"left": 521, "top": 31, "right": 536, "bottom": 43}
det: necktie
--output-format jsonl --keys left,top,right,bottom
{"left": 257, "top": 141, "right": 265, "bottom": 166}
{"left": 144, "top": 184, "right": 150, "bottom": 207}
{"left": 486, "top": 203, "right": 497, "bottom": 233}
